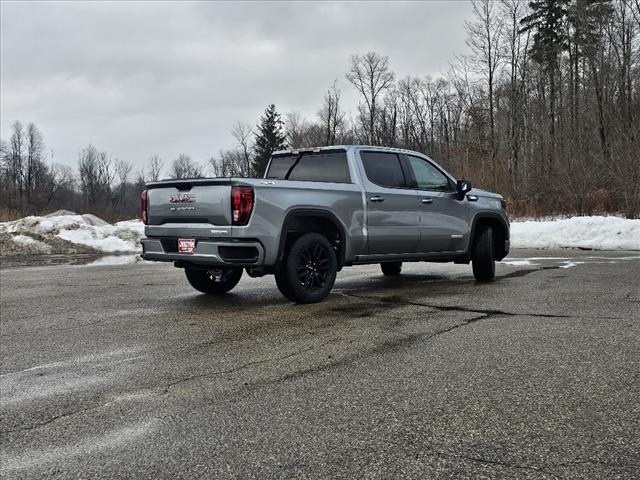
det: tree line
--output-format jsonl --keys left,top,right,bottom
{"left": 2, "top": 0, "right": 639, "bottom": 220}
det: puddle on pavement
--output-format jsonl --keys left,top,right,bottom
{"left": 86, "top": 255, "right": 140, "bottom": 266}
{"left": 500, "top": 255, "right": 639, "bottom": 270}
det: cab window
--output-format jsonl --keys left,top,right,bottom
{"left": 361, "top": 151, "right": 407, "bottom": 188}
{"left": 405, "top": 155, "right": 451, "bottom": 191}
{"left": 266, "top": 152, "right": 351, "bottom": 183}
{"left": 288, "top": 153, "right": 351, "bottom": 183}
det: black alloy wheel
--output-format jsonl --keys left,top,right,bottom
{"left": 275, "top": 233, "right": 337, "bottom": 303}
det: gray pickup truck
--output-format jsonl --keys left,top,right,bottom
{"left": 141, "top": 145, "right": 509, "bottom": 303}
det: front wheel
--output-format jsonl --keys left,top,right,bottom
{"left": 185, "top": 267, "right": 243, "bottom": 294}
{"left": 472, "top": 226, "right": 495, "bottom": 282}
{"left": 274, "top": 233, "right": 337, "bottom": 304}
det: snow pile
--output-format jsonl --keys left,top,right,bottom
{"left": 56, "top": 219, "right": 144, "bottom": 253}
{"left": 11, "top": 235, "right": 53, "bottom": 254}
{"left": 1, "top": 212, "right": 638, "bottom": 257}
{"left": 511, "top": 216, "right": 640, "bottom": 250}
{"left": 0, "top": 212, "right": 144, "bottom": 255}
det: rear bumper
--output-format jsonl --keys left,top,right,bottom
{"left": 140, "top": 238, "right": 265, "bottom": 267}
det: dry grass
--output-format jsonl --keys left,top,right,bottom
{"left": 506, "top": 190, "right": 621, "bottom": 219}
{"left": 0, "top": 208, "right": 24, "bottom": 222}
{"left": 99, "top": 213, "right": 138, "bottom": 223}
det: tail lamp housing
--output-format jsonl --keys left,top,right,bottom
{"left": 231, "top": 186, "right": 254, "bottom": 226}
{"left": 140, "top": 190, "right": 148, "bottom": 224}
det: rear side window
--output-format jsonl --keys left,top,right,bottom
{"left": 266, "top": 156, "right": 297, "bottom": 179}
{"left": 360, "top": 151, "right": 406, "bottom": 188}
{"left": 266, "top": 152, "right": 351, "bottom": 183}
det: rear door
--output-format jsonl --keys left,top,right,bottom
{"left": 402, "top": 154, "right": 469, "bottom": 252}
{"left": 358, "top": 151, "right": 419, "bottom": 255}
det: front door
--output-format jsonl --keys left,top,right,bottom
{"left": 358, "top": 151, "right": 419, "bottom": 255}
{"left": 403, "top": 154, "right": 470, "bottom": 252}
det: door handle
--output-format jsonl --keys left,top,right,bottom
{"left": 421, "top": 197, "right": 433, "bottom": 204}
{"left": 369, "top": 196, "right": 384, "bottom": 203}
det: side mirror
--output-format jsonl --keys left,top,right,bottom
{"left": 456, "top": 180, "right": 472, "bottom": 200}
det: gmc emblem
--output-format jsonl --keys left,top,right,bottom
{"left": 169, "top": 193, "right": 196, "bottom": 204}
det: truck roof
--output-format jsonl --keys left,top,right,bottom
{"left": 272, "top": 145, "right": 429, "bottom": 157}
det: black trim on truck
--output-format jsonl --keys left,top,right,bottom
{"left": 218, "top": 246, "right": 259, "bottom": 263}
{"left": 467, "top": 213, "right": 510, "bottom": 261}
{"left": 277, "top": 209, "right": 347, "bottom": 269}
{"left": 146, "top": 178, "right": 232, "bottom": 190}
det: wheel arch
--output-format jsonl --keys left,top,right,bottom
{"left": 469, "top": 212, "right": 510, "bottom": 261}
{"left": 277, "top": 208, "right": 347, "bottom": 269}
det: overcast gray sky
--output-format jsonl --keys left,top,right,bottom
{"left": 1, "top": 0, "right": 474, "bottom": 171}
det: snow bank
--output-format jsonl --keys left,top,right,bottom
{"left": 55, "top": 219, "right": 144, "bottom": 253}
{"left": 1, "top": 213, "right": 638, "bottom": 257}
{"left": 511, "top": 216, "right": 640, "bottom": 251}
{"left": 0, "top": 213, "right": 144, "bottom": 255}
{"left": 11, "top": 235, "right": 53, "bottom": 254}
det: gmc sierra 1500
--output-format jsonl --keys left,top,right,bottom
{"left": 141, "top": 145, "right": 509, "bottom": 303}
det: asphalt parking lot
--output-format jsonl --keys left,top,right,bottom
{"left": 1, "top": 249, "right": 639, "bottom": 479}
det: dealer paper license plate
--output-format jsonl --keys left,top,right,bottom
{"left": 178, "top": 239, "right": 196, "bottom": 254}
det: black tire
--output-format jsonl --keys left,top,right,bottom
{"left": 472, "top": 226, "right": 495, "bottom": 282}
{"left": 274, "top": 269, "right": 296, "bottom": 302}
{"left": 185, "top": 267, "right": 243, "bottom": 294}
{"left": 381, "top": 262, "right": 402, "bottom": 276}
{"left": 274, "top": 233, "right": 337, "bottom": 304}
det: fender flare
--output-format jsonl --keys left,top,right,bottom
{"left": 468, "top": 212, "right": 510, "bottom": 259}
{"left": 276, "top": 208, "right": 347, "bottom": 268}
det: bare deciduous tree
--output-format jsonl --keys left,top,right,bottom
{"left": 345, "top": 52, "right": 395, "bottom": 145}
{"left": 8, "top": 121, "right": 26, "bottom": 202}
{"left": 231, "top": 122, "right": 254, "bottom": 177}
{"left": 44, "top": 163, "right": 75, "bottom": 207}
{"left": 171, "top": 154, "right": 202, "bottom": 179}
{"left": 465, "top": 0, "right": 504, "bottom": 185}
{"left": 25, "top": 123, "right": 46, "bottom": 205}
{"left": 318, "top": 80, "right": 346, "bottom": 145}
{"left": 147, "top": 154, "right": 164, "bottom": 182}
{"left": 114, "top": 159, "right": 133, "bottom": 213}
{"left": 501, "top": 0, "right": 530, "bottom": 184}
{"left": 209, "top": 150, "right": 246, "bottom": 178}
{"left": 285, "top": 111, "right": 318, "bottom": 148}
{"left": 78, "top": 145, "right": 115, "bottom": 209}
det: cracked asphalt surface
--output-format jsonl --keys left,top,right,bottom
{"left": 1, "top": 249, "right": 639, "bottom": 479}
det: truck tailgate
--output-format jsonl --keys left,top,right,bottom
{"left": 146, "top": 179, "right": 232, "bottom": 226}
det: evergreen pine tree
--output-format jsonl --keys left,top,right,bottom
{"left": 520, "top": 0, "right": 569, "bottom": 68}
{"left": 252, "top": 104, "right": 287, "bottom": 177}
{"left": 567, "top": 0, "right": 612, "bottom": 57}
{"left": 519, "top": 0, "right": 570, "bottom": 172}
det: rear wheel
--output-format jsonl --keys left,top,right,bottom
{"left": 185, "top": 267, "right": 243, "bottom": 294}
{"left": 381, "top": 262, "right": 402, "bottom": 276}
{"left": 472, "top": 226, "right": 495, "bottom": 282}
{"left": 274, "top": 233, "right": 337, "bottom": 303}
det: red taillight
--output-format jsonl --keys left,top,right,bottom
{"left": 140, "top": 190, "right": 148, "bottom": 225}
{"left": 231, "top": 186, "right": 254, "bottom": 226}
